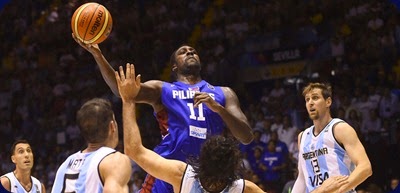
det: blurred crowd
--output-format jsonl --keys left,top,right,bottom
{"left": 1, "top": 0, "right": 400, "bottom": 192}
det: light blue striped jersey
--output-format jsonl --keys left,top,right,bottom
{"left": 180, "top": 165, "right": 244, "bottom": 193}
{"left": 1, "top": 172, "right": 43, "bottom": 193}
{"left": 298, "top": 118, "right": 355, "bottom": 193}
{"left": 51, "top": 147, "right": 116, "bottom": 193}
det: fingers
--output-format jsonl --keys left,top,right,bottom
{"left": 119, "top": 66, "right": 125, "bottom": 81}
{"left": 194, "top": 98, "right": 206, "bottom": 107}
{"left": 125, "top": 63, "right": 131, "bottom": 79}
{"left": 115, "top": 70, "right": 121, "bottom": 83}
{"left": 117, "top": 63, "right": 138, "bottom": 81}
{"left": 136, "top": 74, "right": 141, "bottom": 86}
{"left": 336, "top": 176, "right": 349, "bottom": 185}
{"left": 193, "top": 92, "right": 212, "bottom": 106}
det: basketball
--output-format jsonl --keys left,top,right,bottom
{"left": 71, "top": 2, "right": 112, "bottom": 44}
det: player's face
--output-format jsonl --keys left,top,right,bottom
{"left": 174, "top": 46, "right": 201, "bottom": 74}
{"left": 11, "top": 143, "right": 34, "bottom": 170}
{"left": 304, "top": 88, "right": 331, "bottom": 120}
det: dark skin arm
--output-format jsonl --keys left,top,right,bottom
{"left": 193, "top": 87, "right": 254, "bottom": 144}
{"left": 73, "top": 34, "right": 253, "bottom": 143}
{"left": 72, "top": 33, "right": 164, "bottom": 112}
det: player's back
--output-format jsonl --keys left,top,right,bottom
{"left": 51, "top": 147, "right": 116, "bottom": 193}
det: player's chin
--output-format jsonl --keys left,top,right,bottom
{"left": 309, "top": 114, "right": 318, "bottom": 120}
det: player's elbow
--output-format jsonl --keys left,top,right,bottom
{"left": 361, "top": 161, "right": 373, "bottom": 179}
{"left": 365, "top": 163, "right": 373, "bottom": 178}
{"left": 241, "top": 133, "right": 254, "bottom": 145}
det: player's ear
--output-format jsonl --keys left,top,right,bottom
{"left": 11, "top": 155, "right": 16, "bottom": 164}
{"left": 109, "top": 120, "right": 117, "bottom": 132}
{"left": 172, "top": 64, "right": 177, "bottom": 72}
{"left": 326, "top": 97, "right": 332, "bottom": 107}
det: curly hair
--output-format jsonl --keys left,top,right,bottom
{"left": 189, "top": 135, "right": 243, "bottom": 192}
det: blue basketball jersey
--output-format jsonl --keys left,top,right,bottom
{"left": 155, "top": 80, "right": 226, "bottom": 161}
{"left": 298, "top": 118, "right": 355, "bottom": 193}
{"left": 144, "top": 80, "right": 226, "bottom": 193}
{"left": 51, "top": 147, "right": 116, "bottom": 193}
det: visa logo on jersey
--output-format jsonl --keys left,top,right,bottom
{"left": 309, "top": 172, "right": 329, "bottom": 187}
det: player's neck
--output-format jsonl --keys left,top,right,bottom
{"left": 13, "top": 169, "right": 31, "bottom": 184}
{"left": 83, "top": 143, "right": 104, "bottom": 153}
{"left": 176, "top": 74, "right": 202, "bottom": 85}
{"left": 313, "top": 115, "right": 332, "bottom": 133}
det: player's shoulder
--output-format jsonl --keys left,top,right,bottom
{"left": 0, "top": 175, "right": 11, "bottom": 192}
{"left": 98, "top": 151, "right": 131, "bottom": 183}
{"left": 332, "top": 119, "right": 358, "bottom": 143}
{"left": 143, "top": 80, "right": 164, "bottom": 88}
{"left": 102, "top": 151, "right": 130, "bottom": 166}
{"left": 220, "top": 86, "right": 238, "bottom": 97}
{"left": 244, "top": 180, "right": 265, "bottom": 193}
{"left": 332, "top": 119, "right": 353, "bottom": 132}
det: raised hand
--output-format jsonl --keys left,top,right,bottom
{"left": 115, "top": 63, "right": 141, "bottom": 102}
{"left": 193, "top": 92, "right": 222, "bottom": 112}
{"left": 71, "top": 33, "right": 101, "bottom": 55}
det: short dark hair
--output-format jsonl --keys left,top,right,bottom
{"left": 11, "top": 139, "right": 30, "bottom": 155}
{"left": 190, "top": 136, "right": 242, "bottom": 192}
{"left": 302, "top": 82, "right": 332, "bottom": 99}
{"left": 76, "top": 98, "right": 114, "bottom": 143}
{"left": 169, "top": 44, "right": 191, "bottom": 66}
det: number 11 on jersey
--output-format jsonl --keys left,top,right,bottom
{"left": 187, "top": 103, "right": 205, "bottom": 121}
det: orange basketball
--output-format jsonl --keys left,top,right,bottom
{"left": 71, "top": 2, "right": 112, "bottom": 44}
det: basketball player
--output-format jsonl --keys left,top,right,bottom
{"left": 0, "top": 140, "right": 46, "bottom": 193}
{"left": 292, "top": 82, "right": 372, "bottom": 193}
{"left": 115, "top": 65, "right": 352, "bottom": 193}
{"left": 115, "top": 63, "right": 263, "bottom": 192}
{"left": 73, "top": 35, "right": 253, "bottom": 192}
{"left": 51, "top": 98, "right": 131, "bottom": 193}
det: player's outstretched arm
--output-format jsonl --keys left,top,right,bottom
{"left": 72, "top": 34, "right": 163, "bottom": 107}
{"left": 72, "top": 33, "right": 120, "bottom": 96}
{"left": 116, "top": 64, "right": 186, "bottom": 192}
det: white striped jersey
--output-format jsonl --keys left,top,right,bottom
{"left": 1, "top": 172, "right": 43, "bottom": 193}
{"left": 298, "top": 118, "right": 355, "bottom": 193}
{"left": 180, "top": 164, "right": 244, "bottom": 193}
{"left": 51, "top": 147, "right": 116, "bottom": 193}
